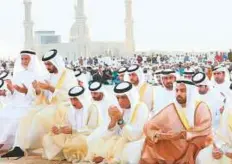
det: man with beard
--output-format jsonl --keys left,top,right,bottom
{"left": 212, "top": 65, "right": 232, "bottom": 100}
{"left": 85, "top": 81, "right": 117, "bottom": 152}
{"left": 153, "top": 69, "right": 162, "bottom": 86}
{"left": 0, "top": 50, "right": 46, "bottom": 153}
{"left": 127, "top": 64, "right": 153, "bottom": 111}
{"left": 196, "top": 79, "right": 232, "bottom": 164}
{"left": 117, "top": 67, "right": 127, "bottom": 82}
{"left": 192, "top": 72, "right": 225, "bottom": 129}
{"left": 42, "top": 86, "right": 99, "bottom": 162}
{"left": 1, "top": 49, "right": 76, "bottom": 158}
{"left": 149, "top": 69, "right": 176, "bottom": 119}
{"left": 183, "top": 68, "right": 195, "bottom": 80}
{"left": 74, "top": 69, "right": 88, "bottom": 88}
{"left": 140, "top": 78, "right": 212, "bottom": 164}
{"left": 88, "top": 82, "right": 149, "bottom": 163}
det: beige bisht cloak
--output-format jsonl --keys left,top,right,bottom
{"left": 14, "top": 67, "right": 76, "bottom": 150}
{"left": 43, "top": 103, "right": 99, "bottom": 162}
{"left": 87, "top": 102, "right": 149, "bottom": 163}
{"left": 87, "top": 81, "right": 149, "bottom": 163}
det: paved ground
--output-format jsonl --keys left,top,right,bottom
{"left": 0, "top": 156, "right": 71, "bottom": 164}
{"left": 0, "top": 150, "right": 73, "bottom": 164}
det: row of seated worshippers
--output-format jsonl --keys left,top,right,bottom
{"left": 0, "top": 49, "right": 231, "bottom": 164}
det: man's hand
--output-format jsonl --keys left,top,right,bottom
{"left": 38, "top": 80, "right": 55, "bottom": 92}
{"left": 108, "top": 119, "right": 117, "bottom": 130}
{"left": 37, "top": 81, "right": 50, "bottom": 90}
{"left": 220, "top": 106, "right": 224, "bottom": 114}
{"left": 32, "top": 80, "right": 38, "bottom": 89}
{"left": 6, "top": 80, "right": 14, "bottom": 93}
{"left": 14, "top": 84, "right": 28, "bottom": 94}
{"left": 225, "top": 152, "right": 232, "bottom": 159}
{"left": 159, "top": 131, "right": 186, "bottom": 141}
{"left": 108, "top": 106, "right": 122, "bottom": 122}
{"left": 60, "top": 126, "right": 72, "bottom": 134}
{"left": 146, "top": 130, "right": 186, "bottom": 143}
{"left": 212, "top": 145, "right": 223, "bottom": 160}
{"left": 0, "top": 90, "right": 6, "bottom": 96}
{"left": 93, "top": 156, "right": 104, "bottom": 163}
{"left": 108, "top": 106, "right": 122, "bottom": 129}
{"left": 32, "top": 80, "right": 41, "bottom": 95}
{"left": 52, "top": 126, "right": 60, "bottom": 135}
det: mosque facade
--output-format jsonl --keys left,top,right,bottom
{"left": 23, "top": 0, "right": 135, "bottom": 60}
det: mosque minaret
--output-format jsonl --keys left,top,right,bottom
{"left": 125, "top": 0, "right": 135, "bottom": 53}
{"left": 23, "top": 0, "right": 34, "bottom": 50}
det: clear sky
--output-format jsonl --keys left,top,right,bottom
{"left": 1, "top": 0, "right": 232, "bottom": 57}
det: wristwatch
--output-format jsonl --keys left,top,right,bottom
{"left": 118, "top": 119, "right": 125, "bottom": 125}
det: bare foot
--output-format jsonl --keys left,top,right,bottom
{"left": 93, "top": 156, "right": 104, "bottom": 163}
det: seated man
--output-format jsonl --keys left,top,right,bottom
{"left": 1, "top": 49, "right": 76, "bottom": 158}
{"left": 127, "top": 64, "right": 154, "bottom": 111}
{"left": 140, "top": 78, "right": 212, "bottom": 164}
{"left": 88, "top": 81, "right": 149, "bottom": 163}
{"left": 0, "top": 50, "right": 40, "bottom": 152}
{"left": 43, "top": 86, "right": 99, "bottom": 162}
{"left": 196, "top": 99, "right": 232, "bottom": 164}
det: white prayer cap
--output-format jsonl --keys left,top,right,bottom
{"left": 127, "top": 64, "right": 145, "bottom": 84}
{"left": 114, "top": 81, "right": 133, "bottom": 95}
{"left": 69, "top": 86, "right": 85, "bottom": 97}
{"left": 213, "top": 65, "right": 226, "bottom": 73}
{"left": 117, "top": 67, "right": 127, "bottom": 74}
{"left": 114, "top": 81, "right": 140, "bottom": 109}
{"left": 127, "top": 64, "right": 139, "bottom": 73}
{"left": 20, "top": 50, "right": 36, "bottom": 56}
{"left": 42, "top": 49, "right": 57, "bottom": 61}
{"left": 183, "top": 68, "right": 195, "bottom": 75}
{"left": 154, "top": 69, "right": 163, "bottom": 75}
{"left": 192, "top": 72, "right": 209, "bottom": 86}
{"left": 161, "top": 69, "right": 176, "bottom": 77}
{"left": 175, "top": 77, "right": 195, "bottom": 86}
{"left": 89, "top": 81, "right": 102, "bottom": 92}
{"left": 69, "top": 86, "right": 91, "bottom": 107}
{"left": 42, "top": 49, "right": 65, "bottom": 73}
{"left": 0, "top": 79, "right": 4, "bottom": 88}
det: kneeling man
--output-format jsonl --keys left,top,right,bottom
{"left": 42, "top": 86, "right": 99, "bottom": 162}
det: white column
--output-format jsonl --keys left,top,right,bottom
{"left": 24, "top": 0, "right": 34, "bottom": 50}
{"left": 76, "top": 0, "right": 84, "bottom": 17}
{"left": 74, "top": 0, "right": 90, "bottom": 57}
{"left": 125, "top": 0, "right": 135, "bottom": 53}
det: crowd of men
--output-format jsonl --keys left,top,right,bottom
{"left": 0, "top": 49, "right": 232, "bottom": 164}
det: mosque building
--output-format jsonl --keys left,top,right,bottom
{"left": 23, "top": 0, "right": 135, "bottom": 60}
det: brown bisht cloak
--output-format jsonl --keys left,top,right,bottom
{"left": 140, "top": 102, "right": 212, "bottom": 164}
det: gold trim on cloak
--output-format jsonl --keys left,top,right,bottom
{"left": 139, "top": 83, "right": 148, "bottom": 102}
{"left": 174, "top": 101, "right": 202, "bottom": 130}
